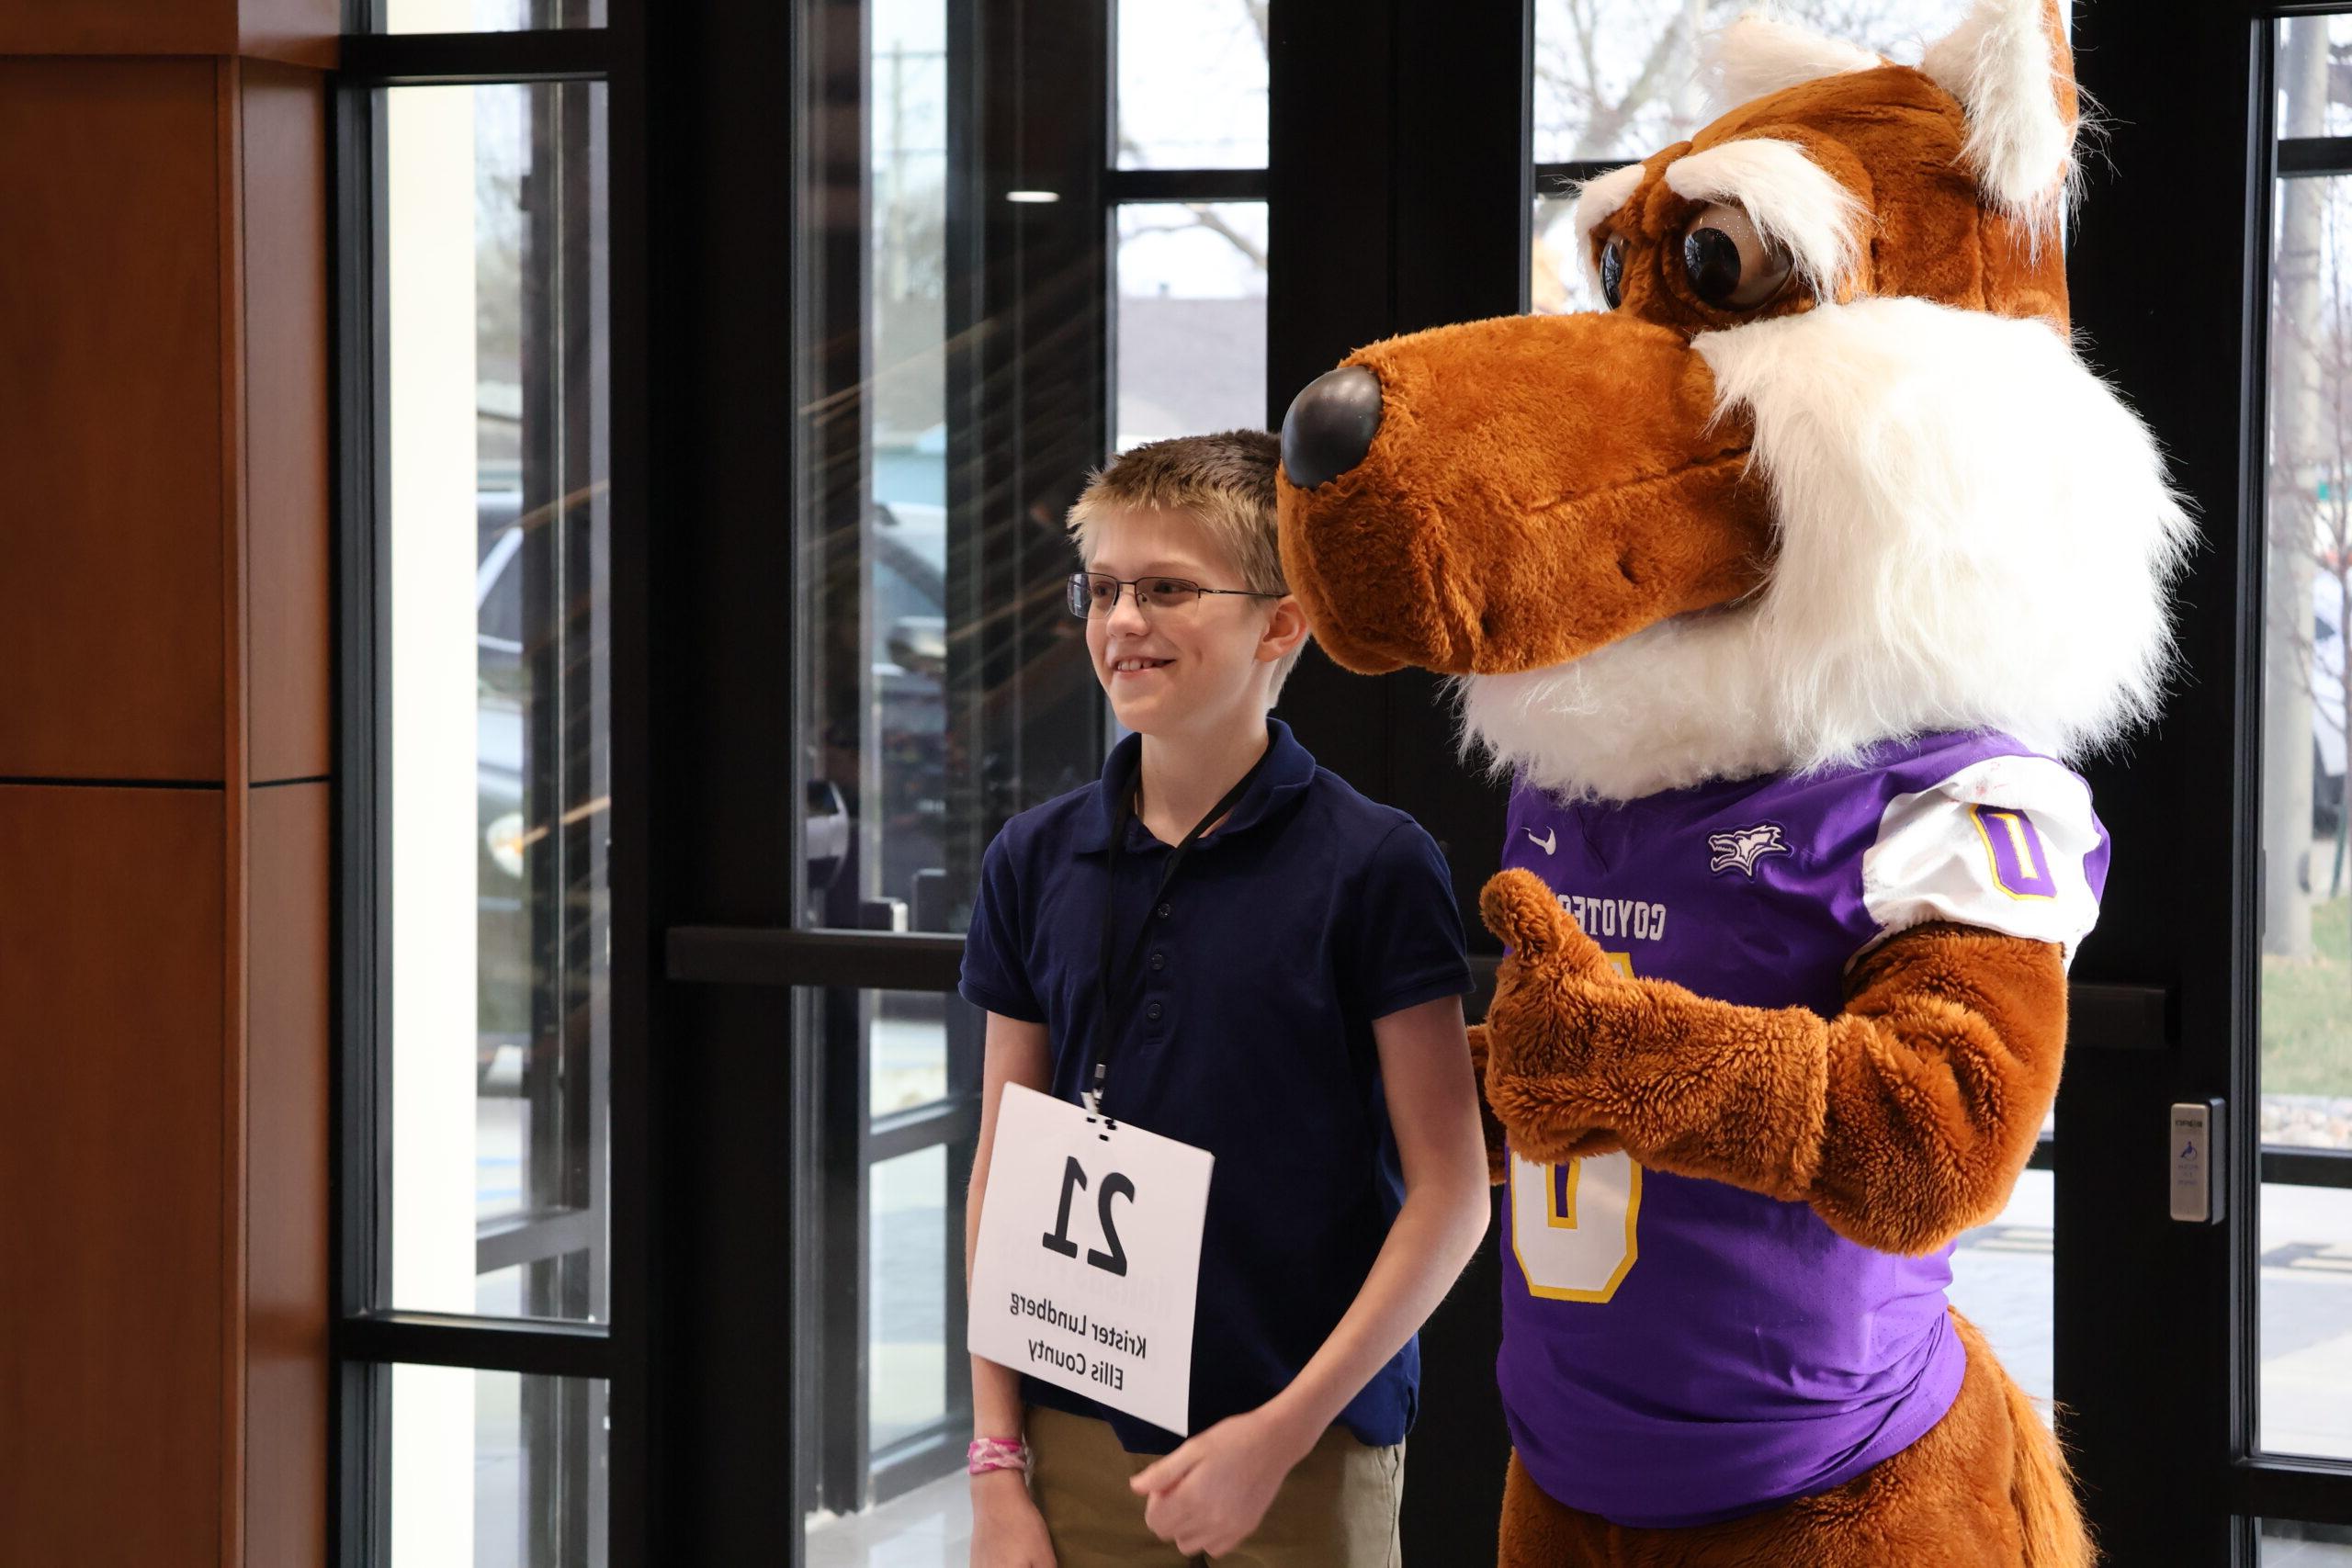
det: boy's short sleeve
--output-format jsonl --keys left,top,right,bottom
{"left": 1354, "top": 819, "right": 1474, "bottom": 1021}
{"left": 958, "top": 829, "right": 1046, "bottom": 1022}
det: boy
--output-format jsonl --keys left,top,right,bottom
{"left": 959, "top": 430, "right": 1492, "bottom": 1567}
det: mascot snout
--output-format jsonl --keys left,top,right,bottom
{"left": 1275, "top": 310, "right": 1772, "bottom": 678}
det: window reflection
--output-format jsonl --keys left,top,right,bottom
{"left": 385, "top": 80, "right": 610, "bottom": 1326}
{"left": 390, "top": 1367, "right": 607, "bottom": 1568}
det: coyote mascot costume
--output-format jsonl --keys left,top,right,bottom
{"left": 1275, "top": 2, "right": 2188, "bottom": 1563}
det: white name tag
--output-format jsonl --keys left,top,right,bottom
{"left": 967, "top": 1084, "right": 1216, "bottom": 1435}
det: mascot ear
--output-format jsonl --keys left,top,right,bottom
{"left": 1702, "top": 8, "right": 1883, "bottom": 112}
{"left": 1921, "top": 0, "right": 2081, "bottom": 235}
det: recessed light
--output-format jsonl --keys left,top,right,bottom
{"left": 1005, "top": 189, "right": 1061, "bottom": 204}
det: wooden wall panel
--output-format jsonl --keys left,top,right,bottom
{"left": 0, "top": 0, "right": 335, "bottom": 69}
{"left": 242, "top": 62, "right": 334, "bottom": 786}
{"left": 244, "top": 782, "right": 329, "bottom": 1568}
{"left": 0, "top": 784, "right": 226, "bottom": 1565}
{"left": 0, "top": 59, "right": 226, "bottom": 784}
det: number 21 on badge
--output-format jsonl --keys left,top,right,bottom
{"left": 1042, "top": 1155, "right": 1134, "bottom": 1275}
{"left": 968, "top": 1085, "right": 1216, "bottom": 1434}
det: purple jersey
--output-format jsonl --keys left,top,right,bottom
{"left": 1497, "top": 729, "right": 2107, "bottom": 1529}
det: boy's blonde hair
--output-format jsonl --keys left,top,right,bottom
{"left": 1066, "top": 429, "right": 1307, "bottom": 703}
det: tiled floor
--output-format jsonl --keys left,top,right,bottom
{"left": 806, "top": 1473, "right": 972, "bottom": 1568}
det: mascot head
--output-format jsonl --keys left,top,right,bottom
{"left": 1275, "top": 0, "right": 2192, "bottom": 803}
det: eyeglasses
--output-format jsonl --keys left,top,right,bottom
{"left": 1067, "top": 571, "right": 1283, "bottom": 619}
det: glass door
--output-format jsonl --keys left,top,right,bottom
{"left": 2246, "top": 12, "right": 2352, "bottom": 1559}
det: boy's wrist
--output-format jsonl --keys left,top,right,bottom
{"left": 1250, "top": 1391, "right": 1328, "bottom": 1469}
{"left": 970, "top": 1466, "right": 1033, "bottom": 1501}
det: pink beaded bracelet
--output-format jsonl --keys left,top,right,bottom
{"left": 967, "top": 1435, "right": 1030, "bottom": 1476}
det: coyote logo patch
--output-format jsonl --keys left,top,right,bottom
{"left": 1708, "top": 823, "right": 1791, "bottom": 878}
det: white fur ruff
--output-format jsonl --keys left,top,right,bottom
{"left": 1454, "top": 297, "right": 2193, "bottom": 804}
{"left": 1663, "top": 138, "right": 1868, "bottom": 302}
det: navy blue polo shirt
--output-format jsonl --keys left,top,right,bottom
{"left": 958, "top": 716, "right": 1473, "bottom": 1453}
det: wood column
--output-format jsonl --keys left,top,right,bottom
{"left": 0, "top": 5, "right": 338, "bottom": 1564}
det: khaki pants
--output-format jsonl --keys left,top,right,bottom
{"left": 1025, "top": 1404, "right": 1405, "bottom": 1568}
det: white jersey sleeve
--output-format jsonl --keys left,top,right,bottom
{"left": 1856, "top": 752, "right": 2106, "bottom": 970}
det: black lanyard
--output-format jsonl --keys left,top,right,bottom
{"left": 1087, "top": 746, "right": 1272, "bottom": 1118}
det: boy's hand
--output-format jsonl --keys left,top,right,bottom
{"left": 1128, "top": 1407, "right": 1312, "bottom": 1558}
{"left": 970, "top": 1469, "right": 1057, "bottom": 1567}
{"left": 1477, "top": 868, "right": 1641, "bottom": 1166}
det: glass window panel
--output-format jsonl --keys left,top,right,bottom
{"left": 1947, "top": 1167, "right": 2053, "bottom": 1417}
{"left": 1115, "top": 201, "right": 1270, "bottom": 449}
{"left": 870, "top": 1143, "right": 953, "bottom": 1454}
{"left": 797, "top": 0, "right": 1095, "bottom": 1523}
{"left": 2261, "top": 1182, "right": 2352, "bottom": 1459}
{"left": 1533, "top": 191, "right": 1604, "bottom": 317}
{"left": 2261, "top": 1519, "right": 2352, "bottom": 1564}
{"left": 1116, "top": 0, "right": 1269, "bottom": 169}
{"left": 383, "top": 0, "right": 606, "bottom": 31}
{"left": 2276, "top": 17, "right": 2352, "bottom": 141}
{"left": 872, "top": 989, "right": 951, "bottom": 1117}
{"left": 2261, "top": 22, "right": 2352, "bottom": 1448}
{"left": 386, "top": 80, "right": 611, "bottom": 1325}
{"left": 1532, "top": 1, "right": 1971, "bottom": 164}
{"left": 390, "top": 1367, "right": 607, "bottom": 1568}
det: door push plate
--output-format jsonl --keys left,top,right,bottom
{"left": 2169, "top": 1099, "right": 2224, "bottom": 1224}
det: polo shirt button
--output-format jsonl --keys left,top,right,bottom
{"left": 1149, "top": 951, "right": 1166, "bottom": 972}
{"left": 1146, "top": 1001, "right": 1163, "bottom": 1021}
{"left": 1156, "top": 902, "right": 1170, "bottom": 919}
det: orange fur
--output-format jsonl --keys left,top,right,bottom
{"left": 1479, "top": 869, "right": 2067, "bottom": 1257}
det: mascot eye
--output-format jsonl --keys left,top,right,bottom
{"left": 1599, "top": 235, "right": 1628, "bottom": 310}
{"left": 1679, "top": 203, "right": 1794, "bottom": 310}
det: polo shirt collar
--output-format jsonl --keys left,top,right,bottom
{"left": 1075, "top": 716, "right": 1317, "bottom": 853}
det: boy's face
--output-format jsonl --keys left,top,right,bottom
{"left": 1083, "top": 507, "right": 1302, "bottom": 743}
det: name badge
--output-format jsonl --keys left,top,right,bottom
{"left": 967, "top": 1084, "right": 1216, "bottom": 1435}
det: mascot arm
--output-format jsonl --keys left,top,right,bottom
{"left": 1477, "top": 869, "right": 2064, "bottom": 1257}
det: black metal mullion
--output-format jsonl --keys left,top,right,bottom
{"left": 2236, "top": 1459, "right": 2352, "bottom": 1529}
{"left": 1103, "top": 167, "right": 1268, "bottom": 203}
{"left": 329, "top": 51, "right": 396, "bottom": 1568}
{"left": 339, "top": 29, "right": 611, "bottom": 85}
{"left": 1532, "top": 158, "right": 1627, "bottom": 195}
{"left": 668, "top": 925, "right": 965, "bottom": 989}
{"left": 2061, "top": 7, "right": 2267, "bottom": 1562}
{"left": 340, "top": 1312, "right": 613, "bottom": 1381}
{"left": 2278, "top": 137, "right": 2352, "bottom": 178}
{"left": 603, "top": 0, "right": 650, "bottom": 1557}
{"left": 2261, "top": 1146, "right": 2352, "bottom": 1188}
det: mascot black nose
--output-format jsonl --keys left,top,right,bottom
{"left": 1280, "top": 366, "right": 1383, "bottom": 489}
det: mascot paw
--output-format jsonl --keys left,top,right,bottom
{"left": 1476, "top": 869, "right": 1642, "bottom": 1163}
